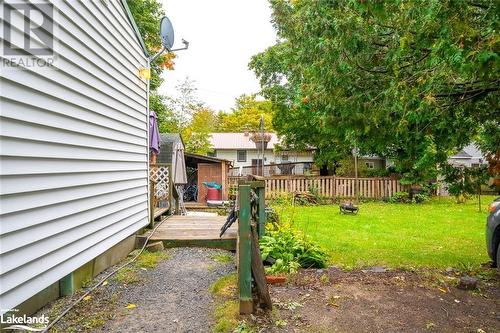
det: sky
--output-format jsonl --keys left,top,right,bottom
{"left": 158, "top": 0, "right": 277, "bottom": 112}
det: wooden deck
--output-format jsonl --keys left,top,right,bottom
{"left": 147, "top": 214, "right": 237, "bottom": 250}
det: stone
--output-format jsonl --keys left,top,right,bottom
{"left": 362, "top": 266, "right": 387, "bottom": 273}
{"left": 457, "top": 276, "right": 478, "bottom": 290}
{"left": 145, "top": 241, "right": 164, "bottom": 252}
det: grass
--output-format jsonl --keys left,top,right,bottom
{"left": 114, "top": 267, "right": 140, "bottom": 284}
{"left": 276, "top": 195, "right": 495, "bottom": 269}
{"left": 210, "top": 273, "right": 237, "bottom": 296}
{"left": 135, "top": 250, "right": 170, "bottom": 269}
{"left": 113, "top": 250, "right": 169, "bottom": 284}
{"left": 211, "top": 253, "right": 234, "bottom": 264}
{"left": 210, "top": 273, "right": 252, "bottom": 332}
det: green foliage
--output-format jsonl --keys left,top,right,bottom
{"left": 442, "top": 164, "right": 490, "bottom": 202}
{"left": 217, "top": 94, "right": 274, "bottom": 132}
{"left": 260, "top": 224, "right": 327, "bottom": 274}
{"left": 182, "top": 107, "right": 218, "bottom": 154}
{"left": 413, "top": 193, "right": 430, "bottom": 204}
{"left": 150, "top": 93, "right": 180, "bottom": 133}
{"left": 250, "top": 0, "right": 499, "bottom": 184}
{"left": 388, "top": 191, "right": 410, "bottom": 203}
{"left": 127, "top": 0, "right": 170, "bottom": 91}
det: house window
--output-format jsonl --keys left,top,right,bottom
{"left": 207, "top": 150, "right": 217, "bottom": 157}
{"left": 237, "top": 150, "right": 247, "bottom": 162}
{"left": 365, "top": 161, "right": 375, "bottom": 169}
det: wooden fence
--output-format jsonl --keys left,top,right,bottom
{"left": 229, "top": 176, "right": 407, "bottom": 199}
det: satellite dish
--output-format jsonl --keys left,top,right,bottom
{"left": 160, "top": 16, "right": 175, "bottom": 50}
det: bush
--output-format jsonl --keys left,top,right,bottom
{"left": 388, "top": 191, "right": 410, "bottom": 203}
{"left": 260, "top": 225, "right": 327, "bottom": 274}
{"left": 413, "top": 192, "right": 429, "bottom": 203}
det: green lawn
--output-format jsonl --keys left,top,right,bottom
{"left": 276, "top": 196, "right": 495, "bottom": 269}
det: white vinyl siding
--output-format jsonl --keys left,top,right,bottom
{"left": 0, "top": 0, "right": 148, "bottom": 312}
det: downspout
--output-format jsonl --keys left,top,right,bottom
{"left": 146, "top": 58, "right": 151, "bottom": 226}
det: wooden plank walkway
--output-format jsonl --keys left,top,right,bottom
{"left": 147, "top": 214, "right": 237, "bottom": 250}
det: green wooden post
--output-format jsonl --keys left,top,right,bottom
{"left": 257, "top": 186, "right": 266, "bottom": 237}
{"left": 238, "top": 184, "right": 253, "bottom": 314}
{"left": 59, "top": 273, "right": 74, "bottom": 296}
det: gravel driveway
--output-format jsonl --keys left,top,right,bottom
{"left": 95, "top": 247, "right": 235, "bottom": 333}
{"left": 31, "top": 247, "right": 236, "bottom": 332}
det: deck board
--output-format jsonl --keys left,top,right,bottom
{"left": 148, "top": 214, "right": 237, "bottom": 244}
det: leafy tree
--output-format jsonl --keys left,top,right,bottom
{"left": 183, "top": 107, "right": 218, "bottom": 154}
{"left": 128, "top": 0, "right": 176, "bottom": 133}
{"left": 217, "top": 94, "right": 274, "bottom": 132}
{"left": 442, "top": 164, "right": 490, "bottom": 203}
{"left": 250, "top": 0, "right": 499, "bottom": 183}
{"left": 166, "top": 77, "right": 204, "bottom": 128}
{"left": 128, "top": 0, "right": 176, "bottom": 88}
{"left": 150, "top": 93, "right": 180, "bottom": 133}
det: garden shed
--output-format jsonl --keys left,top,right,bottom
{"left": 184, "top": 153, "right": 232, "bottom": 204}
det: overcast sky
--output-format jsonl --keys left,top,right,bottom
{"left": 158, "top": 0, "right": 277, "bottom": 112}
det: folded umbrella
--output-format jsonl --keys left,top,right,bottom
{"left": 149, "top": 111, "right": 160, "bottom": 155}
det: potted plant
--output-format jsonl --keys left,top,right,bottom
{"left": 250, "top": 132, "right": 272, "bottom": 150}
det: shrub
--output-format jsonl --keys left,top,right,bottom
{"left": 260, "top": 225, "right": 327, "bottom": 274}
{"left": 413, "top": 192, "right": 429, "bottom": 204}
{"left": 388, "top": 191, "right": 410, "bottom": 203}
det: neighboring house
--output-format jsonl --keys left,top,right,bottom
{"left": 448, "top": 144, "right": 488, "bottom": 168}
{"left": 359, "top": 155, "right": 387, "bottom": 170}
{"left": 0, "top": 1, "right": 149, "bottom": 315}
{"left": 207, "top": 132, "right": 315, "bottom": 168}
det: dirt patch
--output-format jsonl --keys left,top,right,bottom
{"left": 252, "top": 267, "right": 500, "bottom": 333}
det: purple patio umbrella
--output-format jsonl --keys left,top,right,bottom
{"left": 149, "top": 111, "right": 160, "bottom": 155}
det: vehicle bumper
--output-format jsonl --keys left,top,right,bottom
{"left": 486, "top": 212, "right": 499, "bottom": 261}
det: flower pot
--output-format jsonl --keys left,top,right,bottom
{"left": 254, "top": 140, "right": 268, "bottom": 150}
{"left": 266, "top": 275, "right": 286, "bottom": 284}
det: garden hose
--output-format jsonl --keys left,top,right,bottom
{"left": 41, "top": 214, "right": 172, "bottom": 333}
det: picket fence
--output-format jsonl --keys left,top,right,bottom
{"left": 228, "top": 176, "right": 407, "bottom": 199}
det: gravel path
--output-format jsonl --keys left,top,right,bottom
{"left": 98, "top": 247, "right": 235, "bottom": 333}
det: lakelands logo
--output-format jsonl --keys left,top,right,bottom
{"left": 1, "top": 311, "right": 49, "bottom": 332}
{"left": 1, "top": 1, "right": 57, "bottom": 69}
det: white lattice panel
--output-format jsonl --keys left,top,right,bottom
{"left": 150, "top": 165, "right": 170, "bottom": 202}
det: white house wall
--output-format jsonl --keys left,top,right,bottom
{"left": 0, "top": 1, "right": 148, "bottom": 312}
{"left": 215, "top": 149, "right": 314, "bottom": 168}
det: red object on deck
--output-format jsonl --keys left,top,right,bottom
{"left": 206, "top": 187, "right": 221, "bottom": 201}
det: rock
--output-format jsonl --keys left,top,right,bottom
{"left": 362, "top": 266, "right": 387, "bottom": 273}
{"left": 316, "top": 269, "right": 324, "bottom": 274}
{"left": 457, "top": 276, "right": 478, "bottom": 290}
{"left": 445, "top": 267, "right": 455, "bottom": 273}
{"left": 145, "top": 241, "right": 164, "bottom": 252}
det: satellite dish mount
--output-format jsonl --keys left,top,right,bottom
{"left": 150, "top": 16, "right": 189, "bottom": 63}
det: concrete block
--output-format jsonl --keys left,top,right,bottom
{"left": 145, "top": 241, "right": 164, "bottom": 252}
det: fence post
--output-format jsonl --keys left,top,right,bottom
{"left": 238, "top": 184, "right": 253, "bottom": 314}
{"left": 257, "top": 186, "right": 266, "bottom": 237}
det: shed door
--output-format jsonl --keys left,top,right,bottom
{"left": 197, "top": 163, "right": 222, "bottom": 203}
